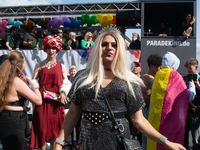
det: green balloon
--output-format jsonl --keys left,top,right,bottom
{"left": 82, "top": 19, "right": 87, "bottom": 24}
{"left": 91, "top": 15, "right": 97, "bottom": 21}
{"left": 85, "top": 14, "right": 90, "bottom": 21}
{"left": 81, "top": 14, "right": 85, "bottom": 20}
{"left": 87, "top": 20, "right": 92, "bottom": 27}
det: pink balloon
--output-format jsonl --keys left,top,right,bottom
{"left": 2, "top": 24, "right": 7, "bottom": 30}
{"left": 0, "top": 27, "right": 4, "bottom": 33}
{"left": 2, "top": 20, "right": 8, "bottom": 26}
{"left": 0, "top": 22, "right": 2, "bottom": 27}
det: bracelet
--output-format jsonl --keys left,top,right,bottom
{"left": 159, "top": 135, "right": 167, "bottom": 144}
{"left": 34, "top": 87, "right": 38, "bottom": 90}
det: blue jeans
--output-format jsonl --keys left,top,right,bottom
{"left": 142, "top": 107, "right": 148, "bottom": 150}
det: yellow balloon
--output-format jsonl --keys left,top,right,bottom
{"left": 101, "top": 22, "right": 107, "bottom": 28}
{"left": 99, "top": 20, "right": 103, "bottom": 25}
{"left": 102, "top": 16, "right": 108, "bottom": 22}
{"left": 96, "top": 14, "right": 103, "bottom": 21}
{"left": 107, "top": 20, "right": 112, "bottom": 26}
{"left": 107, "top": 14, "right": 113, "bottom": 21}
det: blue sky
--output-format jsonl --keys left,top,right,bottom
{"left": 0, "top": 0, "right": 199, "bottom": 65}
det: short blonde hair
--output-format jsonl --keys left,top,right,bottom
{"left": 69, "top": 65, "right": 77, "bottom": 71}
{"left": 84, "top": 32, "right": 92, "bottom": 41}
{"left": 69, "top": 32, "right": 76, "bottom": 39}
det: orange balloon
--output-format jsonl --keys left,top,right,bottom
{"left": 112, "top": 17, "right": 116, "bottom": 25}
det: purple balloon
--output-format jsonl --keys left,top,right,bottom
{"left": 53, "top": 17, "right": 60, "bottom": 22}
{"left": 49, "top": 20, "right": 54, "bottom": 25}
{"left": 62, "top": 17, "right": 70, "bottom": 22}
{"left": 46, "top": 23, "right": 51, "bottom": 29}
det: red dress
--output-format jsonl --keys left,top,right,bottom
{"left": 28, "top": 61, "right": 65, "bottom": 148}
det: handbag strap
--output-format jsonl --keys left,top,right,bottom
{"left": 100, "top": 87, "right": 122, "bottom": 134}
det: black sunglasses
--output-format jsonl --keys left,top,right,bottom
{"left": 101, "top": 42, "right": 117, "bottom": 47}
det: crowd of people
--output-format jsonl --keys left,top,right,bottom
{"left": 0, "top": 23, "right": 199, "bottom": 150}
{"left": 0, "top": 27, "right": 97, "bottom": 51}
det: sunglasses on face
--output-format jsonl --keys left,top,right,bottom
{"left": 81, "top": 32, "right": 87, "bottom": 34}
{"left": 89, "top": 36, "right": 93, "bottom": 38}
{"left": 101, "top": 42, "right": 117, "bottom": 48}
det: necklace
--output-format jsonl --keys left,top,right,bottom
{"left": 104, "top": 68, "right": 112, "bottom": 71}
{"left": 45, "top": 59, "right": 57, "bottom": 69}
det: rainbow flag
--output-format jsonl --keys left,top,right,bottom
{"left": 147, "top": 68, "right": 189, "bottom": 150}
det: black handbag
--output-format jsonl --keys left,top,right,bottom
{"left": 101, "top": 87, "right": 142, "bottom": 150}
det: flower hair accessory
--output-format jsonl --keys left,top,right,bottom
{"left": 99, "top": 25, "right": 121, "bottom": 35}
{"left": 43, "top": 34, "right": 62, "bottom": 52}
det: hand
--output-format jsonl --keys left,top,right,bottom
{"left": 34, "top": 47, "right": 39, "bottom": 50}
{"left": 192, "top": 16, "right": 196, "bottom": 22}
{"left": 21, "top": 76, "right": 29, "bottom": 85}
{"left": 59, "top": 92, "right": 67, "bottom": 104}
{"left": 8, "top": 47, "right": 12, "bottom": 50}
{"left": 26, "top": 76, "right": 37, "bottom": 88}
{"left": 28, "top": 41, "right": 33, "bottom": 45}
{"left": 16, "top": 48, "right": 19, "bottom": 50}
{"left": 165, "top": 140, "right": 186, "bottom": 150}
{"left": 192, "top": 105, "right": 197, "bottom": 113}
{"left": 54, "top": 143, "right": 62, "bottom": 150}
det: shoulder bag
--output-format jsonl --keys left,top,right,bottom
{"left": 101, "top": 87, "right": 142, "bottom": 150}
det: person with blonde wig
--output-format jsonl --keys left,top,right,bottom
{"left": 81, "top": 32, "right": 94, "bottom": 50}
{"left": 28, "top": 35, "right": 71, "bottom": 150}
{"left": 0, "top": 51, "right": 42, "bottom": 150}
{"left": 55, "top": 26, "right": 186, "bottom": 150}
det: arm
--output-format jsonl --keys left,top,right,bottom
{"left": 32, "top": 63, "right": 41, "bottom": 80}
{"left": 130, "top": 110, "right": 186, "bottom": 150}
{"left": 81, "top": 40, "right": 89, "bottom": 50}
{"left": 23, "top": 41, "right": 32, "bottom": 46}
{"left": 55, "top": 102, "right": 82, "bottom": 150}
{"left": 14, "top": 77, "right": 42, "bottom": 105}
{"left": 23, "top": 35, "right": 32, "bottom": 46}
{"left": 6, "top": 41, "right": 12, "bottom": 50}
{"left": 34, "top": 42, "right": 39, "bottom": 50}
{"left": 190, "top": 16, "right": 196, "bottom": 25}
{"left": 188, "top": 82, "right": 196, "bottom": 102}
{"left": 59, "top": 64, "right": 72, "bottom": 104}
{"left": 141, "top": 75, "right": 153, "bottom": 104}
{"left": 16, "top": 40, "right": 20, "bottom": 50}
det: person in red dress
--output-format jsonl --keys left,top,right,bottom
{"left": 28, "top": 35, "right": 72, "bottom": 150}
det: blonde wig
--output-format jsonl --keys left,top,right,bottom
{"left": 75, "top": 27, "right": 144, "bottom": 98}
{"left": 84, "top": 32, "right": 92, "bottom": 41}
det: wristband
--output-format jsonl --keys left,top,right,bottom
{"left": 159, "top": 135, "right": 167, "bottom": 144}
{"left": 34, "top": 87, "right": 38, "bottom": 90}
